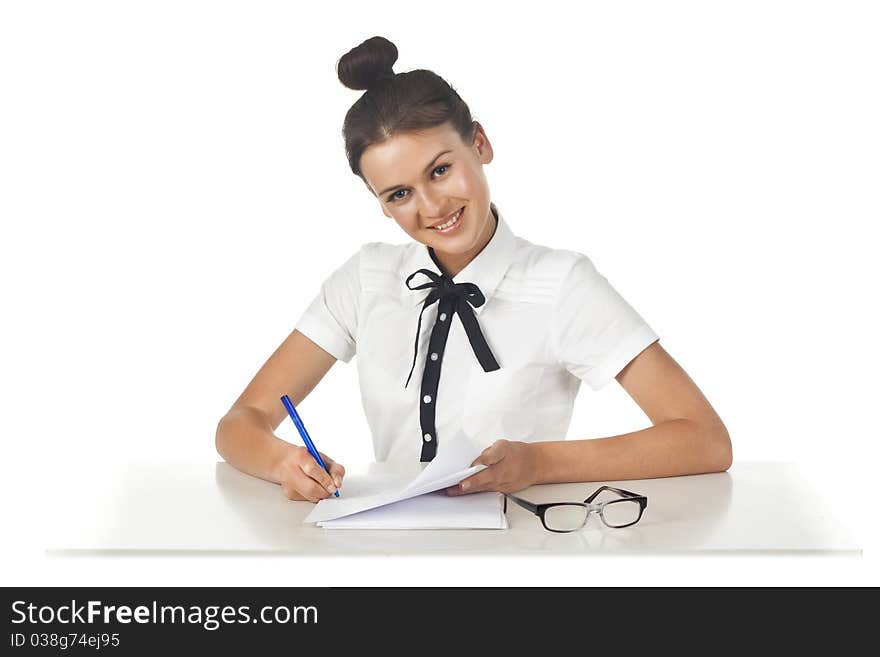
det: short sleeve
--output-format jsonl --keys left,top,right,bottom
{"left": 294, "top": 249, "right": 361, "bottom": 363}
{"left": 551, "top": 255, "right": 659, "bottom": 391}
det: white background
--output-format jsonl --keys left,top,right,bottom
{"left": 1, "top": 0, "right": 878, "bottom": 586}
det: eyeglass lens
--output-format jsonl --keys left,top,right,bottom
{"left": 543, "top": 504, "right": 589, "bottom": 531}
{"left": 600, "top": 499, "right": 642, "bottom": 527}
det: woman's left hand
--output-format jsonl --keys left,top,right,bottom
{"left": 446, "top": 439, "right": 540, "bottom": 495}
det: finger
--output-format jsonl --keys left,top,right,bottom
{"left": 301, "top": 458, "right": 333, "bottom": 487}
{"left": 328, "top": 463, "right": 345, "bottom": 488}
{"left": 281, "top": 481, "right": 304, "bottom": 501}
{"left": 282, "top": 476, "right": 323, "bottom": 503}
{"left": 472, "top": 440, "right": 507, "bottom": 467}
{"left": 451, "top": 470, "right": 495, "bottom": 495}
{"left": 320, "top": 453, "right": 346, "bottom": 488}
{"left": 297, "top": 475, "right": 331, "bottom": 503}
{"left": 300, "top": 459, "right": 337, "bottom": 495}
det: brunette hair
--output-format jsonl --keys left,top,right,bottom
{"left": 336, "top": 36, "right": 477, "bottom": 193}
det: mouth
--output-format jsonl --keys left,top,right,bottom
{"left": 428, "top": 206, "right": 465, "bottom": 234}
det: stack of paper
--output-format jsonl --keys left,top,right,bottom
{"left": 303, "top": 431, "right": 508, "bottom": 530}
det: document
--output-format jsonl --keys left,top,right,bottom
{"left": 303, "top": 431, "right": 508, "bottom": 529}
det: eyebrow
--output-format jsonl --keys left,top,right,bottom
{"left": 377, "top": 150, "right": 453, "bottom": 197}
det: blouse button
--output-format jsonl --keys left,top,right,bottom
{"left": 424, "top": 433, "right": 432, "bottom": 442}
{"left": 423, "top": 395, "right": 432, "bottom": 404}
{"left": 430, "top": 352, "right": 438, "bottom": 361}
{"left": 439, "top": 313, "right": 447, "bottom": 321}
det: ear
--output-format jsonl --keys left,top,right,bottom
{"left": 471, "top": 121, "right": 494, "bottom": 165}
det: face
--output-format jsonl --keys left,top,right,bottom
{"left": 360, "top": 121, "right": 495, "bottom": 277}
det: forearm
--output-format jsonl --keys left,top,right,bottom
{"left": 215, "top": 406, "right": 291, "bottom": 484}
{"left": 531, "top": 418, "right": 732, "bottom": 484}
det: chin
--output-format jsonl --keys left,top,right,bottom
{"left": 429, "top": 231, "right": 477, "bottom": 252}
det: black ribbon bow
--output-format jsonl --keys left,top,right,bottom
{"left": 404, "top": 268, "right": 500, "bottom": 389}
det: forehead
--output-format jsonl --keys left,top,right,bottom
{"left": 361, "top": 123, "right": 464, "bottom": 194}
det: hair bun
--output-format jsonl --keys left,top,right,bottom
{"left": 337, "top": 36, "right": 399, "bottom": 91}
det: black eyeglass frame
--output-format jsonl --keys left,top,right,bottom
{"left": 503, "top": 485, "right": 648, "bottom": 533}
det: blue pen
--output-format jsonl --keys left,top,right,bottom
{"left": 279, "top": 394, "right": 339, "bottom": 497}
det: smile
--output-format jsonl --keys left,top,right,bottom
{"left": 429, "top": 207, "right": 464, "bottom": 233}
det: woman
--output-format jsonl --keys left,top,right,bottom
{"left": 215, "top": 36, "right": 732, "bottom": 503}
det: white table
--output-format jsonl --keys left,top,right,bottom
{"left": 49, "top": 460, "right": 859, "bottom": 555}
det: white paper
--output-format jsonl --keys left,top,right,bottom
{"left": 303, "top": 430, "right": 498, "bottom": 527}
{"left": 317, "top": 490, "right": 507, "bottom": 529}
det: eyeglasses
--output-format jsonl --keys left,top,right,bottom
{"left": 504, "top": 485, "right": 648, "bottom": 533}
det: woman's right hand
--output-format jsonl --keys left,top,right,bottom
{"left": 275, "top": 445, "right": 346, "bottom": 502}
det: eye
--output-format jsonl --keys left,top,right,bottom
{"left": 386, "top": 164, "right": 452, "bottom": 203}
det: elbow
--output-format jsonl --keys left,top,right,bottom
{"left": 215, "top": 415, "right": 230, "bottom": 462}
{"left": 689, "top": 416, "right": 732, "bottom": 474}
{"left": 710, "top": 421, "right": 733, "bottom": 473}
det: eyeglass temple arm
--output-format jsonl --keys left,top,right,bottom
{"left": 504, "top": 493, "right": 539, "bottom": 514}
{"left": 584, "top": 485, "right": 645, "bottom": 504}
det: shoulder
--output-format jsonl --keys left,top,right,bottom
{"left": 349, "top": 240, "right": 414, "bottom": 292}
{"left": 327, "top": 241, "right": 409, "bottom": 273}
{"left": 509, "top": 237, "right": 598, "bottom": 290}
{"left": 357, "top": 240, "right": 411, "bottom": 270}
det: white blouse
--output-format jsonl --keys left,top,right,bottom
{"left": 295, "top": 202, "right": 659, "bottom": 463}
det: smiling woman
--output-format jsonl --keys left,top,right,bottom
{"left": 337, "top": 38, "right": 498, "bottom": 279}
{"left": 215, "top": 35, "right": 732, "bottom": 503}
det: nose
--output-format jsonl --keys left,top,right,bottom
{"left": 418, "top": 187, "right": 449, "bottom": 220}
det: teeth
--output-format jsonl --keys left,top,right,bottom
{"left": 432, "top": 207, "right": 463, "bottom": 230}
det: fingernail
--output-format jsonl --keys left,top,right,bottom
{"left": 460, "top": 481, "right": 469, "bottom": 491}
{"left": 328, "top": 485, "right": 337, "bottom": 493}
{"left": 334, "top": 478, "right": 341, "bottom": 487}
